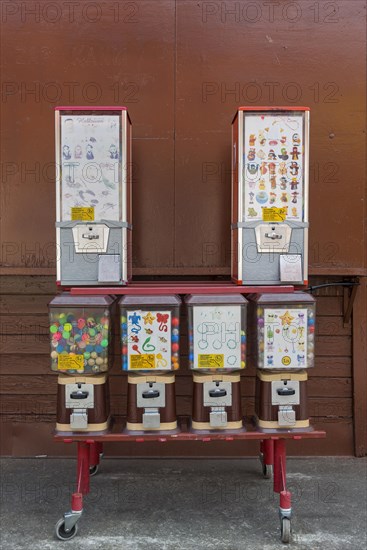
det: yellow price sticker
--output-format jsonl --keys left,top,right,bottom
{"left": 58, "top": 355, "right": 84, "bottom": 371}
{"left": 198, "top": 354, "right": 224, "bottom": 369}
{"left": 130, "top": 354, "right": 156, "bottom": 370}
{"left": 262, "top": 207, "right": 287, "bottom": 222}
{"left": 282, "top": 356, "right": 291, "bottom": 366}
{"left": 71, "top": 207, "right": 94, "bottom": 221}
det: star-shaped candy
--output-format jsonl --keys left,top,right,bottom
{"left": 279, "top": 310, "right": 294, "bottom": 326}
{"left": 143, "top": 312, "right": 156, "bottom": 325}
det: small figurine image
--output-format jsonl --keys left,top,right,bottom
{"left": 249, "top": 191, "right": 255, "bottom": 204}
{"left": 109, "top": 144, "right": 119, "bottom": 159}
{"left": 292, "top": 133, "right": 301, "bottom": 145}
{"left": 280, "top": 192, "right": 288, "bottom": 203}
{"left": 247, "top": 148, "right": 256, "bottom": 161}
{"left": 278, "top": 147, "right": 289, "bottom": 161}
{"left": 297, "top": 353, "right": 305, "bottom": 366}
{"left": 267, "top": 355, "right": 274, "bottom": 366}
{"left": 291, "top": 192, "right": 299, "bottom": 204}
{"left": 278, "top": 162, "right": 287, "bottom": 175}
{"left": 268, "top": 162, "right": 276, "bottom": 175}
{"left": 291, "top": 207, "right": 297, "bottom": 216}
{"left": 86, "top": 144, "right": 94, "bottom": 160}
{"left": 260, "top": 162, "right": 268, "bottom": 175}
{"left": 257, "top": 149, "right": 265, "bottom": 159}
{"left": 280, "top": 135, "right": 287, "bottom": 145}
{"left": 290, "top": 178, "right": 299, "bottom": 191}
{"left": 280, "top": 177, "right": 287, "bottom": 190}
{"left": 248, "top": 207, "right": 258, "bottom": 217}
{"left": 258, "top": 130, "right": 266, "bottom": 146}
{"left": 268, "top": 149, "right": 277, "bottom": 160}
{"left": 290, "top": 162, "right": 299, "bottom": 176}
{"left": 256, "top": 191, "right": 268, "bottom": 204}
{"left": 62, "top": 145, "right": 71, "bottom": 160}
{"left": 249, "top": 134, "right": 256, "bottom": 147}
{"left": 259, "top": 179, "right": 266, "bottom": 190}
{"left": 291, "top": 146, "right": 300, "bottom": 160}
{"left": 269, "top": 192, "right": 276, "bottom": 204}
{"left": 270, "top": 176, "right": 277, "bottom": 189}
{"left": 269, "top": 138, "right": 278, "bottom": 146}
{"left": 74, "top": 145, "right": 82, "bottom": 159}
{"left": 247, "top": 163, "right": 259, "bottom": 176}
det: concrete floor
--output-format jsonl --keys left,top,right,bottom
{"left": 0, "top": 457, "right": 366, "bottom": 550}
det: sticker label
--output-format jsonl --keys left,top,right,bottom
{"left": 262, "top": 207, "right": 287, "bottom": 222}
{"left": 198, "top": 354, "right": 224, "bottom": 369}
{"left": 71, "top": 207, "right": 94, "bottom": 221}
{"left": 58, "top": 355, "right": 84, "bottom": 371}
{"left": 130, "top": 354, "right": 156, "bottom": 369}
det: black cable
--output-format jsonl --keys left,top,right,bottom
{"left": 306, "top": 281, "right": 359, "bottom": 292}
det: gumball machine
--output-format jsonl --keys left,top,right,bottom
{"left": 55, "top": 107, "right": 132, "bottom": 286}
{"left": 231, "top": 107, "right": 310, "bottom": 285}
{"left": 185, "top": 295, "right": 248, "bottom": 431}
{"left": 48, "top": 293, "right": 114, "bottom": 433}
{"left": 119, "top": 295, "right": 181, "bottom": 432}
{"left": 248, "top": 292, "right": 315, "bottom": 431}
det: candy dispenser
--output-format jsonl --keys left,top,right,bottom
{"left": 185, "top": 294, "right": 247, "bottom": 430}
{"left": 55, "top": 107, "right": 132, "bottom": 286}
{"left": 119, "top": 295, "right": 181, "bottom": 431}
{"left": 248, "top": 292, "right": 315, "bottom": 431}
{"left": 231, "top": 107, "right": 310, "bottom": 285}
{"left": 48, "top": 293, "right": 114, "bottom": 432}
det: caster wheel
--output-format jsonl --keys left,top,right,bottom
{"left": 281, "top": 518, "right": 291, "bottom": 544}
{"left": 89, "top": 465, "right": 99, "bottom": 476}
{"left": 262, "top": 463, "right": 273, "bottom": 479}
{"left": 55, "top": 518, "right": 79, "bottom": 541}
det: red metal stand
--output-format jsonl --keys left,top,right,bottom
{"left": 54, "top": 420, "right": 325, "bottom": 543}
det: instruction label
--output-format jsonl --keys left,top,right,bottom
{"left": 262, "top": 207, "right": 287, "bottom": 222}
{"left": 71, "top": 207, "right": 95, "bottom": 221}
{"left": 58, "top": 355, "right": 84, "bottom": 371}
{"left": 198, "top": 354, "right": 224, "bottom": 369}
{"left": 130, "top": 354, "right": 156, "bottom": 370}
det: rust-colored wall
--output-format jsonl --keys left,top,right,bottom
{"left": 0, "top": 0, "right": 366, "bottom": 274}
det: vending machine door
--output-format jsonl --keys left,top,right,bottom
{"left": 232, "top": 107, "right": 310, "bottom": 285}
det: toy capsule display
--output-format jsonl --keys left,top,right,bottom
{"left": 56, "top": 374, "right": 110, "bottom": 433}
{"left": 119, "top": 295, "right": 181, "bottom": 431}
{"left": 119, "top": 295, "right": 181, "bottom": 372}
{"left": 48, "top": 293, "right": 114, "bottom": 375}
{"left": 248, "top": 292, "right": 315, "bottom": 371}
{"left": 185, "top": 294, "right": 247, "bottom": 430}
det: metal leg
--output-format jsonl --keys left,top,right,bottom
{"left": 273, "top": 439, "right": 292, "bottom": 543}
{"left": 260, "top": 439, "right": 274, "bottom": 478}
{"left": 55, "top": 443, "right": 90, "bottom": 541}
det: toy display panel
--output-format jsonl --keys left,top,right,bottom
{"left": 120, "top": 296, "right": 181, "bottom": 372}
{"left": 250, "top": 292, "right": 316, "bottom": 370}
{"left": 60, "top": 114, "right": 122, "bottom": 222}
{"left": 243, "top": 113, "right": 305, "bottom": 222}
{"left": 186, "top": 295, "right": 247, "bottom": 372}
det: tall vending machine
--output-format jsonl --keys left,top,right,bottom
{"left": 231, "top": 107, "right": 310, "bottom": 286}
{"left": 55, "top": 107, "right": 132, "bottom": 286}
